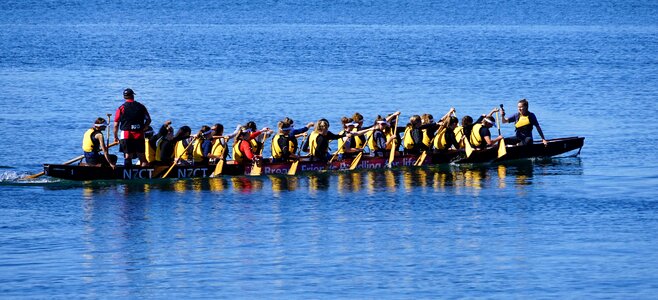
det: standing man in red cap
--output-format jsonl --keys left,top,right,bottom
{"left": 113, "top": 88, "right": 151, "bottom": 167}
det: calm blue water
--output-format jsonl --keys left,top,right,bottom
{"left": 1, "top": 0, "right": 658, "bottom": 298}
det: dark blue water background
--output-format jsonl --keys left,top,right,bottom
{"left": 1, "top": 0, "right": 657, "bottom": 298}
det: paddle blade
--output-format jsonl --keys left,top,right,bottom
{"left": 465, "top": 139, "right": 474, "bottom": 158}
{"left": 288, "top": 160, "right": 299, "bottom": 175}
{"left": 249, "top": 160, "right": 262, "bottom": 176}
{"left": 161, "top": 164, "right": 175, "bottom": 178}
{"left": 387, "top": 141, "right": 397, "bottom": 167}
{"left": 414, "top": 151, "right": 427, "bottom": 167}
{"left": 23, "top": 172, "right": 45, "bottom": 179}
{"left": 211, "top": 160, "right": 225, "bottom": 177}
{"left": 497, "top": 138, "right": 507, "bottom": 158}
{"left": 349, "top": 152, "right": 363, "bottom": 170}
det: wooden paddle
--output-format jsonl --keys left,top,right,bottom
{"left": 24, "top": 141, "right": 119, "bottom": 179}
{"left": 414, "top": 109, "right": 455, "bottom": 166}
{"left": 249, "top": 132, "right": 269, "bottom": 176}
{"left": 106, "top": 113, "right": 112, "bottom": 146}
{"left": 386, "top": 115, "right": 400, "bottom": 168}
{"left": 287, "top": 133, "right": 308, "bottom": 176}
{"left": 162, "top": 137, "right": 197, "bottom": 178}
{"left": 211, "top": 138, "right": 228, "bottom": 177}
{"left": 496, "top": 105, "right": 507, "bottom": 158}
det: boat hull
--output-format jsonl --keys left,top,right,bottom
{"left": 42, "top": 137, "right": 583, "bottom": 180}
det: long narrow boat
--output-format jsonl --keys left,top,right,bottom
{"left": 41, "top": 136, "right": 583, "bottom": 181}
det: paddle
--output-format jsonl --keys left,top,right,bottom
{"left": 288, "top": 133, "right": 308, "bottom": 176}
{"left": 496, "top": 105, "right": 507, "bottom": 158}
{"left": 414, "top": 108, "right": 455, "bottom": 166}
{"left": 387, "top": 115, "right": 400, "bottom": 168}
{"left": 349, "top": 129, "right": 373, "bottom": 170}
{"left": 106, "top": 113, "right": 112, "bottom": 146}
{"left": 162, "top": 137, "right": 197, "bottom": 178}
{"left": 211, "top": 138, "right": 228, "bottom": 177}
{"left": 249, "top": 132, "right": 269, "bottom": 176}
{"left": 23, "top": 141, "right": 119, "bottom": 179}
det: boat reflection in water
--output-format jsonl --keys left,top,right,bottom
{"left": 73, "top": 158, "right": 582, "bottom": 196}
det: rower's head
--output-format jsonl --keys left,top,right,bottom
{"left": 341, "top": 117, "right": 352, "bottom": 129}
{"left": 123, "top": 88, "right": 135, "bottom": 100}
{"left": 408, "top": 115, "right": 421, "bottom": 128}
{"left": 283, "top": 117, "right": 294, "bottom": 127}
{"left": 482, "top": 116, "right": 495, "bottom": 128}
{"left": 144, "top": 126, "right": 154, "bottom": 139}
{"left": 174, "top": 126, "right": 192, "bottom": 141}
{"left": 518, "top": 98, "right": 529, "bottom": 115}
{"left": 211, "top": 123, "right": 224, "bottom": 136}
{"left": 374, "top": 116, "right": 388, "bottom": 130}
{"left": 316, "top": 118, "right": 329, "bottom": 133}
{"left": 199, "top": 125, "right": 211, "bottom": 138}
{"left": 461, "top": 115, "right": 473, "bottom": 127}
{"left": 246, "top": 121, "right": 257, "bottom": 132}
{"left": 93, "top": 117, "right": 108, "bottom": 130}
{"left": 345, "top": 121, "right": 358, "bottom": 131}
{"left": 352, "top": 112, "right": 364, "bottom": 127}
{"left": 278, "top": 121, "right": 293, "bottom": 134}
{"left": 448, "top": 116, "right": 459, "bottom": 129}
{"left": 421, "top": 114, "right": 434, "bottom": 125}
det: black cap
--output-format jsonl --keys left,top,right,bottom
{"left": 123, "top": 88, "right": 135, "bottom": 98}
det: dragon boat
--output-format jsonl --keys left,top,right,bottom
{"left": 41, "top": 136, "right": 584, "bottom": 181}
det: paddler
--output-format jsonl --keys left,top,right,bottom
{"left": 402, "top": 115, "right": 438, "bottom": 155}
{"left": 308, "top": 118, "right": 350, "bottom": 162}
{"left": 469, "top": 113, "right": 503, "bottom": 149}
{"left": 368, "top": 112, "right": 401, "bottom": 157}
{"left": 501, "top": 98, "right": 548, "bottom": 146}
{"left": 245, "top": 121, "right": 273, "bottom": 154}
{"left": 191, "top": 125, "right": 213, "bottom": 165}
{"left": 232, "top": 126, "right": 261, "bottom": 165}
{"left": 172, "top": 126, "right": 193, "bottom": 165}
{"left": 82, "top": 117, "right": 117, "bottom": 169}
{"left": 271, "top": 120, "right": 298, "bottom": 163}
{"left": 208, "top": 123, "right": 229, "bottom": 163}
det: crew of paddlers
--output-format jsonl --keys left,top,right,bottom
{"left": 83, "top": 88, "right": 548, "bottom": 169}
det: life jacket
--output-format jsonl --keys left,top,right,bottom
{"left": 469, "top": 124, "right": 484, "bottom": 148}
{"left": 118, "top": 101, "right": 147, "bottom": 131}
{"left": 191, "top": 139, "right": 205, "bottom": 163}
{"left": 308, "top": 131, "right": 322, "bottom": 157}
{"left": 232, "top": 140, "right": 247, "bottom": 164}
{"left": 155, "top": 137, "right": 166, "bottom": 161}
{"left": 402, "top": 126, "right": 415, "bottom": 150}
{"left": 433, "top": 128, "right": 448, "bottom": 150}
{"left": 271, "top": 133, "right": 295, "bottom": 159}
{"left": 366, "top": 130, "right": 377, "bottom": 151}
{"left": 174, "top": 139, "right": 191, "bottom": 161}
{"left": 421, "top": 128, "right": 432, "bottom": 147}
{"left": 454, "top": 126, "right": 465, "bottom": 149}
{"left": 352, "top": 128, "right": 365, "bottom": 148}
{"left": 82, "top": 128, "right": 102, "bottom": 153}
{"left": 336, "top": 135, "right": 351, "bottom": 154}
{"left": 145, "top": 137, "right": 156, "bottom": 162}
{"left": 210, "top": 139, "right": 228, "bottom": 159}
{"left": 384, "top": 129, "right": 396, "bottom": 150}
{"left": 515, "top": 114, "right": 533, "bottom": 133}
{"left": 249, "top": 138, "right": 260, "bottom": 154}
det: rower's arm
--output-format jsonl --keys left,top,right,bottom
{"left": 385, "top": 111, "right": 401, "bottom": 123}
{"left": 97, "top": 133, "right": 115, "bottom": 168}
{"left": 486, "top": 108, "right": 499, "bottom": 118}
